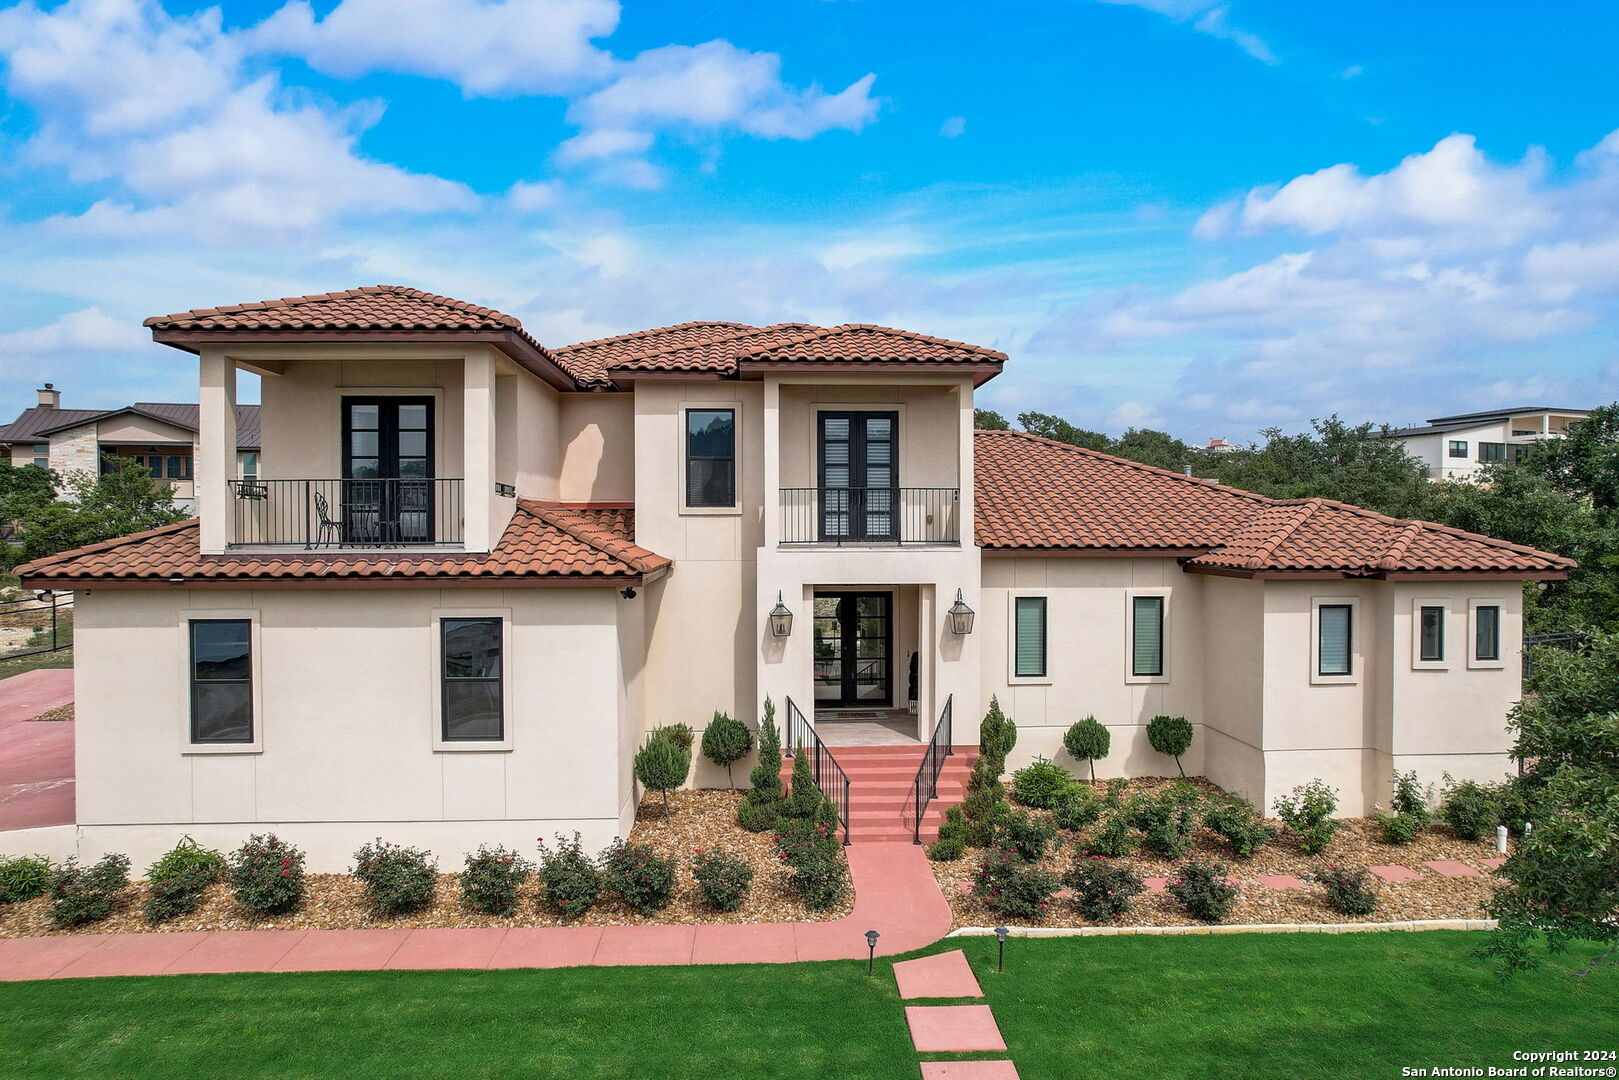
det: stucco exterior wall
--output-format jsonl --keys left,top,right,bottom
{"left": 558, "top": 394, "right": 634, "bottom": 503}
{"left": 1200, "top": 573, "right": 1265, "bottom": 803}
{"left": 72, "top": 586, "right": 632, "bottom": 872}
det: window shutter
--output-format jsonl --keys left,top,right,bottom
{"left": 1014, "top": 597, "right": 1046, "bottom": 678}
{"left": 1132, "top": 595, "right": 1164, "bottom": 677}
{"left": 1318, "top": 605, "right": 1352, "bottom": 676}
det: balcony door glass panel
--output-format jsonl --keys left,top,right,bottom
{"left": 812, "top": 592, "right": 891, "bottom": 706}
{"left": 818, "top": 411, "right": 899, "bottom": 542}
{"left": 342, "top": 397, "right": 435, "bottom": 543}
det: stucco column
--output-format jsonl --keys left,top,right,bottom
{"left": 462, "top": 348, "right": 497, "bottom": 553}
{"left": 762, "top": 375, "right": 781, "bottom": 549}
{"left": 957, "top": 376, "right": 975, "bottom": 551}
{"left": 197, "top": 348, "right": 237, "bottom": 554}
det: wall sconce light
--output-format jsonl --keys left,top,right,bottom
{"left": 947, "top": 589, "right": 976, "bottom": 635}
{"left": 768, "top": 591, "right": 794, "bottom": 638}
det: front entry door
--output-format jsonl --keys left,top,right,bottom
{"left": 342, "top": 397, "right": 435, "bottom": 543}
{"left": 813, "top": 592, "right": 893, "bottom": 707}
{"left": 819, "top": 411, "right": 899, "bottom": 542}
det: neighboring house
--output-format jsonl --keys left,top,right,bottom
{"left": 1194, "top": 437, "right": 1242, "bottom": 455}
{"left": 0, "top": 383, "right": 261, "bottom": 512}
{"left": 1386, "top": 406, "right": 1591, "bottom": 481}
{"left": 14, "top": 286, "right": 1573, "bottom": 870}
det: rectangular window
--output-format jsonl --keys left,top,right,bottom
{"left": 1475, "top": 605, "right": 1501, "bottom": 662}
{"left": 1448, "top": 440, "right": 1468, "bottom": 458}
{"left": 1317, "top": 604, "right": 1353, "bottom": 677}
{"left": 1478, "top": 442, "right": 1506, "bottom": 463}
{"left": 685, "top": 408, "right": 736, "bottom": 508}
{"left": 1419, "top": 605, "right": 1445, "bottom": 662}
{"left": 190, "top": 620, "right": 253, "bottom": 744}
{"left": 1013, "top": 597, "right": 1047, "bottom": 678}
{"left": 147, "top": 456, "right": 164, "bottom": 479}
{"left": 1131, "top": 595, "right": 1165, "bottom": 677}
{"left": 31, "top": 444, "right": 47, "bottom": 468}
{"left": 441, "top": 618, "right": 503, "bottom": 741}
{"left": 167, "top": 455, "right": 189, "bottom": 479}
{"left": 241, "top": 452, "right": 259, "bottom": 480}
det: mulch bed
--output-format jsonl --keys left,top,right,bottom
{"left": 0, "top": 789, "right": 852, "bottom": 938}
{"left": 25, "top": 703, "right": 73, "bottom": 723}
{"left": 931, "top": 776, "right": 1506, "bottom": 929}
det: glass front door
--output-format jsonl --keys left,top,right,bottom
{"left": 342, "top": 397, "right": 435, "bottom": 543}
{"left": 812, "top": 592, "right": 892, "bottom": 707}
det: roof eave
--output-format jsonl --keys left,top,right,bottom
{"left": 18, "top": 571, "right": 650, "bottom": 591}
{"left": 737, "top": 360, "right": 1003, "bottom": 386}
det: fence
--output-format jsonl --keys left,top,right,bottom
{"left": 1522, "top": 631, "right": 1585, "bottom": 684}
{"left": 0, "top": 592, "right": 74, "bottom": 659}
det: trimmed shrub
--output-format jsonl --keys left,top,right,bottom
{"left": 980, "top": 696, "right": 1017, "bottom": 761}
{"left": 739, "top": 700, "right": 784, "bottom": 832}
{"left": 785, "top": 750, "right": 824, "bottom": 819}
{"left": 146, "top": 836, "right": 225, "bottom": 887}
{"left": 1312, "top": 865, "right": 1379, "bottom": 916}
{"left": 352, "top": 839, "right": 438, "bottom": 917}
{"left": 926, "top": 835, "right": 967, "bottom": 861}
{"left": 1273, "top": 780, "right": 1340, "bottom": 855}
{"left": 536, "top": 832, "right": 602, "bottom": 917}
{"left": 1146, "top": 714, "right": 1195, "bottom": 777}
{"left": 460, "top": 845, "right": 533, "bottom": 916}
{"left": 1388, "top": 770, "right": 1434, "bottom": 827}
{"left": 788, "top": 847, "right": 847, "bottom": 911}
{"left": 1377, "top": 811, "right": 1424, "bottom": 845}
{"left": 1010, "top": 756, "right": 1073, "bottom": 809}
{"left": 228, "top": 833, "right": 306, "bottom": 917}
{"left": 960, "top": 793, "right": 1010, "bottom": 848}
{"left": 661, "top": 722, "right": 696, "bottom": 751}
{"left": 692, "top": 848, "right": 753, "bottom": 912}
{"left": 142, "top": 865, "right": 214, "bottom": 925}
{"left": 1128, "top": 789, "right": 1198, "bottom": 858}
{"left": 701, "top": 711, "right": 753, "bottom": 789}
{"left": 1063, "top": 717, "right": 1110, "bottom": 782}
{"left": 635, "top": 729, "right": 692, "bottom": 815}
{"left": 1203, "top": 793, "right": 1278, "bottom": 858}
{"left": 1052, "top": 784, "right": 1101, "bottom": 831}
{"left": 1438, "top": 777, "right": 1504, "bottom": 842}
{"left": 600, "top": 838, "right": 676, "bottom": 915}
{"left": 774, "top": 817, "right": 840, "bottom": 869}
{"left": 0, "top": 855, "right": 52, "bottom": 904}
{"left": 972, "top": 847, "right": 1059, "bottom": 920}
{"left": 1083, "top": 812, "right": 1140, "bottom": 858}
{"left": 994, "top": 810, "right": 1057, "bottom": 861}
{"left": 1167, "top": 858, "right": 1238, "bottom": 923}
{"left": 737, "top": 800, "right": 780, "bottom": 833}
{"left": 1103, "top": 777, "right": 1129, "bottom": 806}
{"left": 48, "top": 854, "right": 131, "bottom": 929}
{"left": 1064, "top": 855, "right": 1146, "bottom": 922}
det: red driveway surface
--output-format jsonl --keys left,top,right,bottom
{"left": 0, "top": 841, "right": 955, "bottom": 980}
{"left": 0, "top": 668, "right": 74, "bottom": 830}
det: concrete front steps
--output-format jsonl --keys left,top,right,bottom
{"left": 785, "top": 744, "right": 979, "bottom": 845}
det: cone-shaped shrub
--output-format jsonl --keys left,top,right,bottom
{"left": 739, "top": 699, "right": 784, "bottom": 832}
{"left": 786, "top": 747, "right": 822, "bottom": 819}
{"left": 980, "top": 695, "right": 1017, "bottom": 759}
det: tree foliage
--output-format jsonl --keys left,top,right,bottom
{"left": 700, "top": 710, "right": 753, "bottom": 789}
{"left": 2, "top": 457, "right": 185, "bottom": 569}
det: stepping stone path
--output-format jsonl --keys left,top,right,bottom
{"left": 894, "top": 949, "right": 1020, "bottom": 1076}
{"left": 1255, "top": 874, "right": 1308, "bottom": 890}
{"left": 1422, "top": 860, "right": 1481, "bottom": 879}
{"left": 1368, "top": 864, "right": 1424, "bottom": 882}
{"left": 1480, "top": 858, "right": 1507, "bottom": 873}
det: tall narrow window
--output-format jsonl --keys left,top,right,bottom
{"left": 190, "top": 620, "right": 253, "bottom": 744}
{"left": 441, "top": 618, "right": 503, "bottom": 741}
{"left": 686, "top": 409, "right": 736, "bottom": 508}
{"left": 1131, "top": 595, "right": 1165, "bottom": 677}
{"left": 1475, "top": 605, "right": 1501, "bottom": 662}
{"left": 31, "top": 444, "right": 47, "bottom": 468}
{"left": 1419, "top": 605, "right": 1445, "bottom": 662}
{"left": 1014, "top": 597, "right": 1047, "bottom": 678}
{"left": 1317, "top": 604, "right": 1353, "bottom": 677}
{"left": 240, "top": 452, "right": 259, "bottom": 480}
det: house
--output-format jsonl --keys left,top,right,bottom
{"left": 12, "top": 286, "right": 1573, "bottom": 870}
{"left": 0, "top": 384, "right": 261, "bottom": 512}
{"left": 1386, "top": 406, "right": 1591, "bottom": 481}
{"left": 1194, "top": 437, "right": 1242, "bottom": 455}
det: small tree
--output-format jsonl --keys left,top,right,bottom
{"left": 739, "top": 699, "right": 783, "bottom": 831}
{"left": 1064, "top": 716, "right": 1111, "bottom": 782}
{"left": 980, "top": 695, "right": 1017, "bottom": 761}
{"left": 786, "top": 747, "right": 822, "bottom": 819}
{"left": 701, "top": 711, "right": 753, "bottom": 789}
{"left": 1146, "top": 714, "right": 1194, "bottom": 778}
{"left": 635, "top": 728, "right": 691, "bottom": 815}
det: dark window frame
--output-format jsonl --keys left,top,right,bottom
{"left": 189, "top": 619, "right": 254, "bottom": 745}
{"left": 1474, "top": 605, "right": 1502, "bottom": 662}
{"left": 1013, "top": 596, "right": 1048, "bottom": 679}
{"left": 684, "top": 407, "right": 738, "bottom": 509}
{"left": 440, "top": 617, "right": 504, "bottom": 742}
{"left": 1131, "top": 594, "right": 1165, "bottom": 677}
{"left": 1447, "top": 440, "right": 1468, "bottom": 458}
{"left": 1317, "top": 603, "right": 1354, "bottom": 677}
{"left": 1419, "top": 605, "right": 1446, "bottom": 663}
{"left": 1478, "top": 441, "right": 1507, "bottom": 463}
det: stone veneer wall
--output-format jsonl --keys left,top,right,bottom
{"left": 47, "top": 422, "right": 101, "bottom": 480}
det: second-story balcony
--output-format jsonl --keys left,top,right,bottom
{"left": 780, "top": 487, "right": 959, "bottom": 545}
{"left": 226, "top": 478, "right": 465, "bottom": 549}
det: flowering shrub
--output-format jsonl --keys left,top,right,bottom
{"left": 1128, "top": 790, "right": 1198, "bottom": 858}
{"left": 1203, "top": 793, "right": 1279, "bottom": 858}
{"left": 1166, "top": 858, "right": 1238, "bottom": 923}
{"left": 536, "top": 833, "right": 602, "bottom": 916}
{"left": 1376, "top": 811, "right": 1423, "bottom": 845}
{"left": 460, "top": 845, "right": 533, "bottom": 916}
{"left": 692, "top": 848, "right": 753, "bottom": 912}
{"left": 1010, "top": 756, "right": 1073, "bottom": 809}
{"left": 1273, "top": 780, "right": 1340, "bottom": 855}
{"left": 142, "top": 865, "right": 215, "bottom": 925}
{"left": 1389, "top": 770, "right": 1434, "bottom": 825}
{"left": 1084, "top": 811, "right": 1140, "bottom": 858}
{"left": 787, "top": 846, "right": 847, "bottom": 911}
{"left": 1311, "top": 864, "right": 1379, "bottom": 916}
{"left": 0, "top": 854, "right": 52, "bottom": 904}
{"left": 48, "top": 853, "right": 130, "bottom": 929}
{"left": 993, "top": 810, "right": 1057, "bottom": 861}
{"left": 1064, "top": 855, "right": 1146, "bottom": 922}
{"left": 1438, "top": 777, "right": 1504, "bottom": 841}
{"left": 1052, "top": 785, "right": 1101, "bottom": 831}
{"left": 972, "top": 847, "right": 1059, "bottom": 920}
{"left": 352, "top": 839, "right": 438, "bottom": 917}
{"left": 228, "top": 834, "right": 306, "bottom": 917}
{"left": 600, "top": 838, "right": 676, "bottom": 915}
{"left": 774, "top": 817, "right": 840, "bottom": 869}
{"left": 146, "top": 836, "right": 226, "bottom": 886}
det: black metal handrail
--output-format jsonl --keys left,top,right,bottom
{"left": 227, "top": 478, "right": 464, "bottom": 548}
{"left": 780, "top": 487, "right": 959, "bottom": 545}
{"left": 904, "top": 694, "right": 953, "bottom": 844}
{"left": 783, "top": 696, "right": 851, "bottom": 845}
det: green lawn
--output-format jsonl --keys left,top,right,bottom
{"left": 0, "top": 933, "right": 1612, "bottom": 1079}
{"left": 0, "top": 644, "right": 72, "bottom": 681}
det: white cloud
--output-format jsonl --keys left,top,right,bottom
{"left": 940, "top": 116, "right": 966, "bottom": 139}
{"left": 1107, "top": 400, "right": 1165, "bottom": 429}
{"left": 0, "top": 307, "right": 139, "bottom": 355}
{"left": 555, "top": 127, "right": 653, "bottom": 164}
{"left": 1091, "top": 0, "right": 1277, "bottom": 64}
{"left": 506, "top": 179, "right": 563, "bottom": 213}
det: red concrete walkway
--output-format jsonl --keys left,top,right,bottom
{"left": 0, "top": 841, "right": 953, "bottom": 980}
{"left": 0, "top": 668, "right": 74, "bottom": 831}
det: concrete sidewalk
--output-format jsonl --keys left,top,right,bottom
{"left": 0, "top": 668, "right": 74, "bottom": 831}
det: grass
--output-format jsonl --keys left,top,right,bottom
{"left": 0, "top": 645, "right": 71, "bottom": 681}
{"left": 0, "top": 932, "right": 1612, "bottom": 1079}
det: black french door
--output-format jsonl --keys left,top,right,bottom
{"left": 812, "top": 592, "right": 893, "bottom": 707}
{"left": 342, "top": 397, "right": 435, "bottom": 543}
{"left": 818, "top": 411, "right": 899, "bottom": 542}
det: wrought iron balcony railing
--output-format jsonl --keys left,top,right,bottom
{"left": 780, "top": 487, "right": 959, "bottom": 545}
{"left": 226, "top": 478, "right": 464, "bottom": 548}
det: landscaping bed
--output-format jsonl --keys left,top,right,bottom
{"left": 931, "top": 775, "right": 1505, "bottom": 930}
{"left": 0, "top": 789, "right": 852, "bottom": 938}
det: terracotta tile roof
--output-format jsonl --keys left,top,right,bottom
{"left": 743, "top": 324, "right": 1009, "bottom": 368}
{"left": 608, "top": 324, "right": 822, "bottom": 374}
{"left": 974, "top": 430, "right": 1573, "bottom": 576}
{"left": 16, "top": 502, "right": 668, "bottom": 587}
{"left": 552, "top": 321, "right": 757, "bottom": 387}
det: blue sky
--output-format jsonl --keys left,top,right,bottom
{"left": 1, "top": 0, "right": 1616, "bottom": 440}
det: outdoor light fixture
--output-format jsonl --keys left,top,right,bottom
{"left": 768, "top": 591, "right": 794, "bottom": 638}
{"left": 32, "top": 590, "right": 52, "bottom": 603}
{"left": 865, "top": 930, "right": 881, "bottom": 975}
{"left": 947, "top": 589, "right": 976, "bottom": 635}
{"left": 619, "top": 586, "right": 638, "bottom": 600}
{"left": 994, "top": 926, "right": 1009, "bottom": 972}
